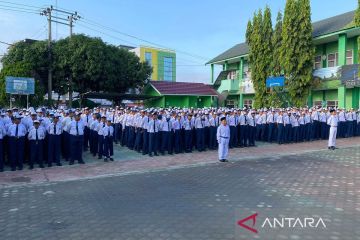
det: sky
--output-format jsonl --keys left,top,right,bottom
{"left": 0, "top": 0, "right": 358, "bottom": 84}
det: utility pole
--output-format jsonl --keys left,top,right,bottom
{"left": 41, "top": 7, "right": 53, "bottom": 106}
{"left": 41, "top": 6, "right": 80, "bottom": 108}
{"left": 67, "top": 12, "right": 79, "bottom": 108}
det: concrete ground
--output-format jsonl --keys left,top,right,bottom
{"left": 0, "top": 138, "right": 359, "bottom": 239}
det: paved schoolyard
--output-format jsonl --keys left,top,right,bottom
{"left": 0, "top": 142, "right": 359, "bottom": 239}
{"left": 0, "top": 137, "right": 359, "bottom": 188}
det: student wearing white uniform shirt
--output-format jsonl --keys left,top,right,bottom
{"left": 327, "top": 109, "right": 338, "bottom": 150}
{"left": 8, "top": 115, "right": 27, "bottom": 171}
{"left": 68, "top": 112, "right": 85, "bottom": 165}
{"left": 103, "top": 118, "right": 114, "bottom": 162}
{"left": 28, "top": 120, "right": 46, "bottom": 169}
{"left": 147, "top": 113, "right": 159, "bottom": 157}
{"left": 47, "top": 114, "right": 63, "bottom": 167}
{"left": 217, "top": 117, "right": 230, "bottom": 162}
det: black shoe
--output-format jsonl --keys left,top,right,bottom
{"left": 48, "top": 164, "right": 52, "bottom": 167}
{"left": 109, "top": 158, "right": 114, "bottom": 161}
{"left": 79, "top": 161, "right": 85, "bottom": 164}
{"left": 18, "top": 167, "right": 23, "bottom": 171}
{"left": 69, "top": 161, "right": 74, "bottom": 165}
{"left": 39, "top": 165, "right": 44, "bottom": 169}
{"left": 223, "top": 159, "right": 229, "bottom": 162}
{"left": 56, "top": 163, "right": 62, "bottom": 166}
{"left": 97, "top": 157, "right": 102, "bottom": 160}
{"left": 104, "top": 158, "right": 108, "bottom": 162}
{"left": 219, "top": 159, "right": 225, "bottom": 162}
{"left": 328, "top": 147, "right": 331, "bottom": 150}
{"left": 149, "top": 154, "right": 153, "bottom": 157}
{"left": 28, "top": 165, "right": 34, "bottom": 170}
{"left": 154, "top": 153, "right": 159, "bottom": 156}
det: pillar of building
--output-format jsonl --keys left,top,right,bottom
{"left": 337, "top": 33, "right": 347, "bottom": 109}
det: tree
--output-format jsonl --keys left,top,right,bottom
{"left": 281, "top": 0, "right": 314, "bottom": 107}
{"left": 355, "top": 0, "right": 360, "bottom": 78}
{"left": 268, "top": 11, "right": 284, "bottom": 107}
{"left": 246, "top": 7, "right": 273, "bottom": 108}
{"left": 0, "top": 34, "right": 152, "bottom": 107}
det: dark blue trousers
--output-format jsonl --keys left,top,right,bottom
{"left": 248, "top": 126, "right": 256, "bottom": 146}
{"left": 148, "top": 132, "right": 157, "bottom": 156}
{"left": 9, "top": 137, "right": 25, "bottom": 170}
{"left": 62, "top": 131, "right": 71, "bottom": 161}
{"left": 83, "top": 127, "right": 90, "bottom": 151}
{"left": 104, "top": 136, "right": 113, "bottom": 158}
{"left": 48, "top": 134, "right": 61, "bottom": 165}
{"left": 268, "top": 123, "right": 275, "bottom": 142}
{"left": 239, "top": 125, "right": 247, "bottom": 147}
{"left": 142, "top": 131, "right": 149, "bottom": 154}
{"left": 98, "top": 135, "right": 105, "bottom": 158}
{"left": 196, "top": 128, "right": 204, "bottom": 151}
{"left": 134, "top": 129, "right": 143, "bottom": 152}
{"left": 292, "top": 127, "right": 299, "bottom": 142}
{"left": 229, "top": 126, "right": 236, "bottom": 148}
{"left": 70, "top": 135, "right": 84, "bottom": 163}
{"left": 209, "top": 126, "right": 217, "bottom": 149}
{"left": 320, "top": 122, "right": 327, "bottom": 139}
{"left": 160, "top": 131, "right": 170, "bottom": 154}
{"left": 174, "top": 130, "right": 181, "bottom": 153}
{"left": 277, "top": 124, "right": 284, "bottom": 144}
{"left": 184, "top": 130, "right": 192, "bottom": 152}
{"left": 30, "top": 140, "right": 43, "bottom": 167}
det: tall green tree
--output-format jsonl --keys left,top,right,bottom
{"left": 246, "top": 6, "right": 273, "bottom": 108}
{"left": 268, "top": 11, "right": 284, "bottom": 107}
{"left": 355, "top": 0, "right": 360, "bottom": 78}
{"left": 281, "top": 0, "right": 314, "bottom": 107}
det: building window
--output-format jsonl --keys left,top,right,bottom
{"left": 327, "top": 52, "right": 338, "bottom": 67}
{"left": 163, "top": 57, "right": 173, "bottom": 81}
{"left": 145, "top": 52, "right": 152, "bottom": 66}
{"left": 226, "top": 100, "right": 235, "bottom": 108}
{"left": 227, "top": 71, "right": 237, "bottom": 80}
{"left": 243, "top": 99, "right": 253, "bottom": 109}
{"left": 314, "top": 101, "right": 323, "bottom": 108}
{"left": 346, "top": 50, "right": 353, "bottom": 65}
{"left": 314, "top": 55, "right": 322, "bottom": 69}
{"left": 327, "top": 100, "right": 338, "bottom": 108}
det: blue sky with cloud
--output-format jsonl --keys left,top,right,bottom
{"left": 0, "top": 0, "right": 357, "bottom": 83}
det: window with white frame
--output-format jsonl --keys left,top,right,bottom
{"left": 327, "top": 100, "right": 338, "bottom": 108}
{"left": 314, "top": 55, "right": 322, "bottom": 69}
{"left": 163, "top": 57, "right": 173, "bottom": 81}
{"left": 314, "top": 101, "right": 323, "bottom": 108}
{"left": 226, "top": 100, "right": 235, "bottom": 108}
{"left": 346, "top": 50, "right": 353, "bottom": 65}
{"left": 243, "top": 99, "right": 253, "bottom": 109}
{"left": 327, "top": 53, "right": 338, "bottom": 67}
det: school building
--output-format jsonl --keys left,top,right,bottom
{"left": 131, "top": 46, "right": 176, "bottom": 81}
{"left": 142, "top": 81, "right": 218, "bottom": 108}
{"left": 207, "top": 10, "right": 360, "bottom": 109}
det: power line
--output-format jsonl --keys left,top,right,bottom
{"left": 76, "top": 22, "right": 139, "bottom": 47}
{"left": 79, "top": 18, "right": 209, "bottom": 61}
{"left": 0, "top": 40, "right": 13, "bottom": 46}
{"left": 0, "top": 6, "right": 38, "bottom": 14}
{"left": 0, "top": 0, "right": 42, "bottom": 10}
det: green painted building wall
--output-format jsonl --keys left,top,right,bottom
{"left": 157, "top": 51, "right": 176, "bottom": 82}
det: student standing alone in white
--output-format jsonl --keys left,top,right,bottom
{"left": 217, "top": 117, "right": 230, "bottom": 162}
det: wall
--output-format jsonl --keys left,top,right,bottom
{"left": 164, "top": 96, "right": 188, "bottom": 108}
{"left": 157, "top": 51, "right": 176, "bottom": 82}
{"left": 140, "top": 47, "right": 159, "bottom": 80}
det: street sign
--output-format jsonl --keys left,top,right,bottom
{"left": 5, "top": 76, "right": 35, "bottom": 95}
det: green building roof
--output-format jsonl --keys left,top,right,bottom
{"left": 207, "top": 10, "right": 356, "bottom": 65}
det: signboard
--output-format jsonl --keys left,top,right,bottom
{"left": 340, "top": 64, "right": 360, "bottom": 88}
{"left": 313, "top": 66, "right": 341, "bottom": 81}
{"left": 5, "top": 76, "right": 35, "bottom": 95}
{"left": 266, "top": 76, "right": 285, "bottom": 88}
